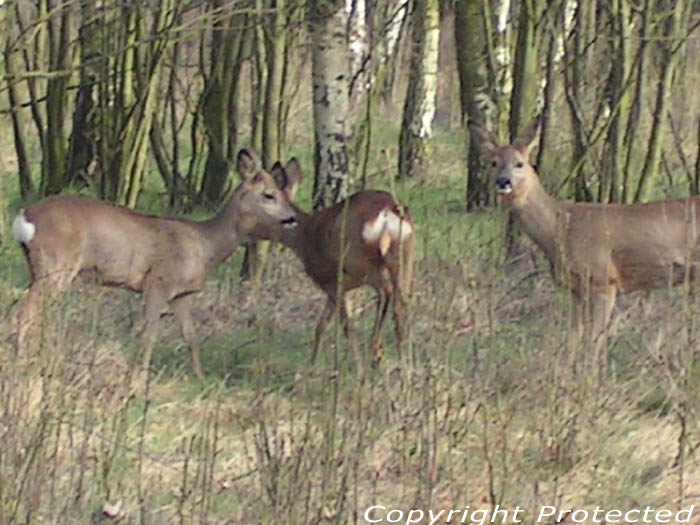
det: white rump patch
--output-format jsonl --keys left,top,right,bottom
{"left": 362, "top": 209, "right": 413, "bottom": 247}
{"left": 12, "top": 209, "right": 36, "bottom": 244}
{"left": 383, "top": 210, "right": 413, "bottom": 240}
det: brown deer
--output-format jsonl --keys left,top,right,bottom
{"left": 251, "top": 158, "right": 414, "bottom": 366}
{"left": 470, "top": 116, "right": 700, "bottom": 368}
{"left": 12, "top": 149, "right": 297, "bottom": 379}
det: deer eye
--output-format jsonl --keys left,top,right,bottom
{"left": 263, "top": 192, "right": 276, "bottom": 201}
{"left": 515, "top": 162, "right": 524, "bottom": 168}
{"left": 491, "top": 160, "right": 497, "bottom": 168}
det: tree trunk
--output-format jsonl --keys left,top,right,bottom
{"left": 509, "top": 0, "right": 543, "bottom": 139}
{"left": 602, "top": 0, "right": 631, "bottom": 203}
{"left": 374, "top": 0, "right": 408, "bottom": 105}
{"left": 634, "top": 0, "right": 689, "bottom": 202}
{"left": 622, "top": 0, "right": 654, "bottom": 202}
{"left": 455, "top": 0, "right": 493, "bottom": 209}
{"left": 309, "top": 0, "right": 352, "bottom": 209}
{"left": 243, "top": 0, "right": 289, "bottom": 284}
{"left": 117, "top": 0, "right": 175, "bottom": 208}
{"left": 41, "top": 0, "right": 73, "bottom": 195}
{"left": 66, "top": 0, "right": 103, "bottom": 188}
{"left": 199, "top": 1, "right": 247, "bottom": 207}
{"left": 505, "top": 0, "right": 543, "bottom": 255}
{"left": 398, "top": 0, "right": 440, "bottom": 180}
{"left": 563, "top": 0, "right": 594, "bottom": 202}
{"left": 347, "top": 0, "right": 369, "bottom": 108}
{"left": 3, "top": 9, "right": 35, "bottom": 199}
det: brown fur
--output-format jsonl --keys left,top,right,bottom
{"left": 13, "top": 149, "right": 297, "bottom": 379}
{"left": 257, "top": 159, "right": 415, "bottom": 365}
{"left": 470, "top": 117, "right": 700, "bottom": 369}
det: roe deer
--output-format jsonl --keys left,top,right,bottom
{"left": 12, "top": 149, "right": 297, "bottom": 379}
{"left": 470, "top": 116, "right": 700, "bottom": 368}
{"left": 250, "top": 158, "right": 414, "bottom": 366}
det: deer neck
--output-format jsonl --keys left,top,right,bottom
{"left": 276, "top": 206, "right": 312, "bottom": 256}
{"left": 510, "top": 183, "right": 563, "bottom": 264}
{"left": 199, "top": 198, "right": 243, "bottom": 269}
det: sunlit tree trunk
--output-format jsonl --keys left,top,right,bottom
{"left": 3, "top": 7, "right": 34, "bottom": 198}
{"left": 509, "top": 0, "right": 543, "bottom": 138}
{"left": 491, "top": 0, "right": 513, "bottom": 136}
{"left": 244, "top": 0, "right": 288, "bottom": 284}
{"left": 622, "top": 0, "right": 654, "bottom": 202}
{"left": 398, "top": 0, "right": 439, "bottom": 179}
{"left": 456, "top": 0, "right": 493, "bottom": 209}
{"left": 41, "top": 0, "right": 73, "bottom": 195}
{"left": 602, "top": 0, "right": 631, "bottom": 203}
{"left": 116, "top": 0, "right": 175, "bottom": 208}
{"left": 374, "top": 0, "right": 408, "bottom": 105}
{"left": 563, "top": 0, "right": 594, "bottom": 202}
{"left": 347, "top": 0, "right": 369, "bottom": 107}
{"left": 309, "top": 0, "right": 352, "bottom": 209}
{"left": 634, "top": 0, "right": 690, "bottom": 202}
{"left": 505, "top": 0, "right": 543, "bottom": 255}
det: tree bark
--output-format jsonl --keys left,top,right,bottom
{"left": 455, "top": 0, "right": 493, "bottom": 209}
{"left": 634, "top": 0, "right": 689, "bottom": 202}
{"left": 309, "top": 0, "right": 352, "bottom": 209}
{"left": 398, "top": 0, "right": 440, "bottom": 179}
{"left": 3, "top": 9, "right": 34, "bottom": 199}
{"left": 199, "top": 0, "right": 247, "bottom": 206}
{"left": 602, "top": 0, "right": 631, "bottom": 203}
{"left": 41, "top": 0, "right": 73, "bottom": 195}
{"left": 66, "top": 0, "right": 103, "bottom": 188}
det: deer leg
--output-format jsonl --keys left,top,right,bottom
{"left": 139, "top": 287, "right": 167, "bottom": 376}
{"left": 17, "top": 265, "right": 78, "bottom": 353}
{"left": 567, "top": 294, "right": 585, "bottom": 372}
{"left": 590, "top": 286, "right": 617, "bottom": 374}
{"left": 369, "top": 266, "right": 395, "bottom": 366}
{"left": 16, "top": 282, "right": 48, "bottom": 351}
{"left": 389, "top": 263, "right": 408, "bottom": 357}
{"left": 370, "top": 290, "right": 391, "bottom": 367}
{"left": 311, "top": 296, "right": 336, "bottom": 364}
{"left": 171, "top": 294, "right": 204, "bottom": 380}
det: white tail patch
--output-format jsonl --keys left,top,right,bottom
{"left": 12, "top": 209, "right": 36, "bottom": 244}
{"left": 362, "top": 209, "right": 413, "bottom": 255}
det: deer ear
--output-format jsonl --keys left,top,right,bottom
{"left": 270, "top": 161, "right": 288, "bottom": 190}
{"left": 512, "top": 114, "right": 542, "bottom": 157}
{"left": 237, "top": 149, "right": 262, "bottom": 180}
{"left": 284, "top": 158, "right": 303, "bottom": 199}
{"left": 468, "top": 120, "right": 501, "bottom": 156}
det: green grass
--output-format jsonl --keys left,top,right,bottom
{"left": 2, "top": 128, "right": 700, "bottom": 524}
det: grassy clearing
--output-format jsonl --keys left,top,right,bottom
{"left": 1, "top": 127, "right": 700, "bottom": 523}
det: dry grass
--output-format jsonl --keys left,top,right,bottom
{"left": 1, "top": 212, "right": 700, "bottom": 524}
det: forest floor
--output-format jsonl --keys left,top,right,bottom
{"left": 1, "top": 130, "right": 700, "bottom": 524}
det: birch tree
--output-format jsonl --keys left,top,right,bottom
{"left": 456, "top": 0, "right": 494, "bottom": 208}
{"left": 398, "top": 0, "right": 439, "bottom": 179}
{"left": 308, "top": 0, "right": 352, "bottom": 209}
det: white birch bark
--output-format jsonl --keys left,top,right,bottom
{"left": 398, "top": 0, "right": 439, "bottom": 177}
{"left": 310, "top": 0, "right": 352, "bottom": 208}
{"left": 347, "top": 0, "right": 368, "bottom": 96}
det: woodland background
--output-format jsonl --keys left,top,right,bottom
{"left": 0, "top": 0, "right": 700, "bottom": 523}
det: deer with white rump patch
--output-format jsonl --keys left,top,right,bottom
{"left": 12, "top": 149, "right": 297, "bottom": 379}
{"left": 470, "top": 116, "right": 700, "bottom": 369}
{"left": 253, "top": 159, "right": 414, "bottom": 365}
